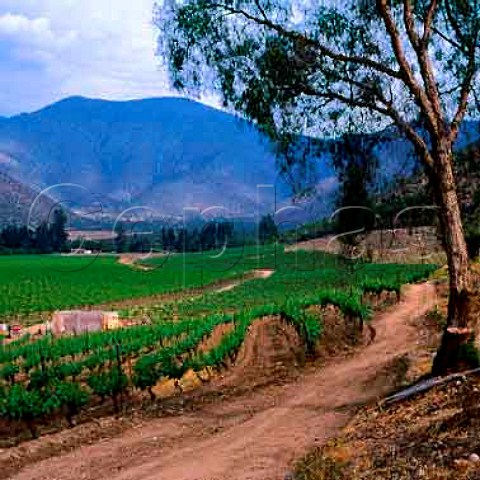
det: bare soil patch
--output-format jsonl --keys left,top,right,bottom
{"left": 1, "top": 282, "right": 437, "bottom": 480}
{"left": 295, "top": 357, "right": 480, "bottom": 480}
{"left": 292, "top": 279, "right": 480, "bottom": 480}
{"left": 289, "top": 227, "right": 445, "bottom": 264}
{"left": 213, "top": 268, "right": 274, "bottom": 293}
{"left": 218, "top": 316, "right": 305, "bottom": 389}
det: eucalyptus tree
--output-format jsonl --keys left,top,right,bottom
{"left": 331, "top": 133, "right": 379, "bottom": 250}
{"left": 156, "top": 0, "right": 480, "bottom": 374}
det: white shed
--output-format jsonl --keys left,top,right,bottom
{"left": 51, "top": 311, "right": 120, "bottom": 336}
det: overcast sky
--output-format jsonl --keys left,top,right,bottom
{"left": 0, "top": 0, "right": 179, "bottom": 116}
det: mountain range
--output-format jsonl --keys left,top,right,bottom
{"left": 0, "top": 96, "right": 337, "bottom": 228}
{"left": 0, "top": 96, "right": 478, "bottom": 230}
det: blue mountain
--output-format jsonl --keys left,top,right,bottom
{"left": 0, "top": 96, "right": 336, "bottom": 224}
{"left": 0, "top": 96, "right": 477, "bottom": 228}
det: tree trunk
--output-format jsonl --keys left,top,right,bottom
{"left": 431, "top": 142, "right": 474, "bottom": 376}
{"left": 148, "top": 386, "right": 156, "bottom": 402}
{"left": 66, "top": 409, "right": 75, "bottom": 428}
{"left": 112, "top": 395, "right": 119, "bottom": 415}
{"left": 26, "top": 419, "right": 38, "bottom": 439}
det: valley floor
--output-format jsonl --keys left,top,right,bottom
{"left": 2, "top": 282, "right": 437, "bottom": 480}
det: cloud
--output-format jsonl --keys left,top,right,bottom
{"left": 0, "top": 13, "right": 52, "bottom": 37}
{"left": 0, "top": 1, "right": 173, "bottom": 116}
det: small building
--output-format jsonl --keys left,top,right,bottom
{"left": 0, "top": 324, "right": 8, "bottom": 337}
{"left": 11, "top": 325, "right": 21, "bottom": 336}
{"left": 51, "top": 311, "right": 120, "bottom": 336}
{"left": 70, "top": 248, "right": 93, "bottom": 255}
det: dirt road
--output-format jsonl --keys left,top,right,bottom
{"left": 9, "top": 282, "right": 437, "bottom": 480}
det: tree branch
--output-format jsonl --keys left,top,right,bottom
{"left": 403, "top": 0, "right": 444, "bottom": 127}
{"left": 444, "top": 0, "right": 470, "bottom": 49}
{"left": 403, "top": 0, "right": 421, "bottom": 49}
{"left": 297, "top": 82, "right": 434, "bottom": 170}
{"left": 423, "top": 0, "right": 438, "bottom": 43}
{"left": 440, "top": 82, "right": 463, "bottom": 96}
{"left": 209, "top": 2, "right": 403, "bottom": 80}
{"left": 430, "top": 25, "right": 462, "bottom": 51}
{"left": 450, "top": 43, "right": 478, "bottom": 141}
{"left": 253, "top": 0, "right": 268, "bottom": 21}
{"left": 377, "top": 0, "right": 438, "bottom": 135}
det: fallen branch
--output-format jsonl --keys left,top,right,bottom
{"left": 380, "top": 367, "right": 480, "bottom": 406}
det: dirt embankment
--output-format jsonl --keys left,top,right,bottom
{"left": 289, "top": 227, "right": 445, "bottom": 264}
{"left": 2, "top": 282, "right": 437, "bottom": 480}
{"left": 294, "top": 277, "right": 480, "bottom": 480}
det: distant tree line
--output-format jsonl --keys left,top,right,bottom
{"left": 111, "top": 219, "right": 281, "bottom": 254}
{"left": 0, "top": 213, "right": 283, "bottom": 255}
{"left": 0, "top": 209, "right": 68, "bottom": 254}
{"left": 112, "top": 220, "right": 238, "bottom": 254}
{"left": 109, "top": 217, "right": 282, "bottom": 254}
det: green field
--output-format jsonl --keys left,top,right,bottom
{"left": 0, "top": 247, "right": 437, "bottom": 439}
{"left": 0, "top": 247, "right": 275, "bottom": 317}
{"left": 127, "top": 249, "right": 436, "bottom": 322}
{"left": 0, "top": 247, "right": 435, "bottom": 318}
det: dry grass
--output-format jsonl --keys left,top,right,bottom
{"left": 293, "top": 273, "right": 480, "bottom": 480}
{"left": 290, "top": 227, "right": 445, "bottom": 265}
{"left": 294, "top": 374, "right": 480, "bottom": 479}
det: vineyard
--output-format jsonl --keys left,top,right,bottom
{"left": 0, "top": 247, "right": 272, "bottom": 317}
{"left": 0, "top": 248, "right": 437, "bottom": 442}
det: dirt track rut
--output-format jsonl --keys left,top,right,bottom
{"left": 10, "top": 282, "right": 437, "bottom": 480}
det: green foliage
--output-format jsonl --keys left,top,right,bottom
{"left": 53, "top": 381, "right": 90, "bottom": 426}
{"left": 87, "top": 369, "right": 128, "bottom": 411}
{"left": 0, "top": 363, "right": 19, "bottom": 385}
{"left": 132, "top": 313, "right": 233, "bottom": 393}
{"left": 331, "top": 134, "right": 378, "bottom": 246}
{"left": 5, "top": 207, "right": 69, "bottom": 255}
{"left": 114, "top": 224, "right": 128, "bottom": 254}
{"left": 0, "top": 247, "right": 269, "bottom": 317}
{"left": 156, "top": 0, "right": 480, "bottom": 205}
{"left": 0, "top": 384, "right": 55, "bottom": 437}
{"left": 283, "top": 301, "right": 322, "bottom": 355}
{"left": 198, "top": 313, "right": 252, "bottom": 370}
{"left": 0, "top": 247, "right": 436, "bottom": 438}
{"left": 50, "top": 208, "right": 69, "bottom": 253}
{"left": 258, "top": 214, "right": 278, "bottom": 245}
{"left": 458, "top": 338, "right": 480, "bottom": 369}
{"left": 133, "top": 354, "right": 162, "bottom": 394}
{"left": 28, "top": 368, "right": 55, "bottom": 390}
{"left": 465, "top": 224, "right": 480, "bottom": 260}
